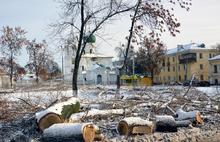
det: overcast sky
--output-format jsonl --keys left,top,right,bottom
{"left": 0, "top": 0, "right": 220, "bottom": 66}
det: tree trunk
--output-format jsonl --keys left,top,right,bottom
{"left": 10, "top": 52, "right": 13, "bottom": 88}
{"left": 117, "top": 0, "right": 141, "bottom": 92}
{"left": 36, "top": 69, "right": 39, "bottom": 84}
{"left": 72, "top": 61, "right": 80, "bottom": 97}
{"left": 41, "top": 123, "right": 96, "bottom": 142}
{"left": 151, "top": 70, "right": 154, "bottom": 84}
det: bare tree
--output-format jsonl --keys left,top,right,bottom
{"left": 214, "top": 44, "right": 220, "bottom": 55}
{"left": 115, "top": 0, "right": 192, "bottom": 90}
{"left": 26, "top": 39, "right": 51, "bottom": 83}
{"left": 0, "top": 26, "right": 27, "bottom": 87}
{"left": 54, "top": 0, "right": 134, "bottom": 96}
{"left": 136, "top": 37, "right": 166, "bottom": 82}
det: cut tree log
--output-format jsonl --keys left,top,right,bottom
{"left": 41, "top": 123, "right": 96, "bottom": 142}
{"left": 176, "top": 120, "right": 192, "bottom": 127}
{"left": 35, "top": 97, "right": 80, "bottom": 131}
{"left": 37, "top": 112, "right": 64, "bottom": 132}
{"left": 155, "top": 115, "right": 177, "bottom": 132}
{"left": 70, "top": 109, "right": 124, "bottom": 122}
{"left": 175, "top": 108, "right": 203, "bottom": 124}
{"left": 117, "top": 117, "right": 153, "bottom": 136}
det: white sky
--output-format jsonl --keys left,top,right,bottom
{"left": 0, "top": 0, "right": 220, "bottom": 66}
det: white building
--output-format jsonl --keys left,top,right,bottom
{"left": 64, "top": 43, "right": 117, "bottom": 85}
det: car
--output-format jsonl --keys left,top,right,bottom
{"left": 183, "top": 80, "right": 210, "bottom": 87}
{"left": 197, "top": 81, "right": 210, "bottom": 87}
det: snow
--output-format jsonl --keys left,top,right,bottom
{"left": 209, "top": 55, "right": 220, "bottom": 61}
{"left": 70, "top": 109, "right": 124, "bottom": 122}
{"left": 83, "top": 53, "right": 113, "bottom": 58}
{"left": 196, "top": 86, "right": 220, "bottom": 96}
{"left": 35, "top": 97, "right": 79, "bottom": 122}
{"left": 43, "top": 123, "right": 91, "bottom": 137}
{"left": 167, "top": 43, "right": 212, "bottom": 55}
{"left": 121, "top": 117, "right": 152, "bottom": 126}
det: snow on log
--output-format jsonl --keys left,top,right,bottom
{"left": 175, "top": 108, "right": 203, "bottom": 124}
{"left": 41, "top": 123, "right": 96, "bottom": 142}
{"left": 70, "top": 109, "right": 124, "bottom": 122}
{"left": 155, "top": 115, "right": 177, "bottom": 132}
{"left": 35, "top": 97, "right": 80, "bottom": 131}
{"left": 117, "top": 117, "right": 153, "bottom": 136}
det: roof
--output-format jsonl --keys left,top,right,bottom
{"left": 82, "top": 53, "right": 113, "bottom": 58}
{"left": 209, "top": 55, "right": 220, "bottom": 61}
{"left": 167, "top": 43, "right": 213, "bottom": 55}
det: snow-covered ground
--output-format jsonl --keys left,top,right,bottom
{"left": 1, "top": 85, "right": 220, "bottom": 141}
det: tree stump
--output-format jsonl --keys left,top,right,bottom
{"left": 117, "top": 117, "right": 153, "bottom": 136}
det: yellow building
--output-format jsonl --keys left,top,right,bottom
{"left": 209, "top": 55, "right": 220, "bottom": 85}
{"left": 154, "top": 43, "right": 216, "bottom": 84}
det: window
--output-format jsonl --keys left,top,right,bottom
{"left": 209, "top": 54, "right": 212, "bottom": 58}
{"left": 200, "top": 75, "right": 204, "bottom": 81}
{"left": 184, "top": 75, "right": 187, "bottom": 81}
{"left": 173, "top": 57, "right": 175, "bottom": 62}
{"left": 215, "top": 79, "right": 219, "bottom": 85}
{"left": 82, "top": 66, "right": 84, "bottom": 71}
{"left": 214, "top": 65, "right": 218, "bottom": 73}
{"left": 179, "top": 75, "right": 181, "bottom": 81}
{"left": 200, "top": 64, "right": 203, "bottom": 70}
{"left": 173, "top": 66, "right": 175, "bottom": 72}
{"left": 199, "top": 53, "right": 203, "bottom": 59}
{"left": 168, "top": 66, "right": 170, "bottom": 72}
{"left": 184, "top": 64, "right": 187, "bottom": 71}
{"left": 162, "top": 60, "right": 165, "bottom": 67}
{"left": 90, "top": 49, "right": 93, "bottom": 54}
{"left": 168, "top": 76, "right": 170, "bottom": 81}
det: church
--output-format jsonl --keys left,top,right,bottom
{"left": 64, "top": 41, "right": 117, "bottom": 85}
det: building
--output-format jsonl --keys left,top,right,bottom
{"left": 0, "top": 69, "right": 10, "bottom": 88}
{"left": 209, "top": 55, "right": 220, "bottom": 85}
{"left": 154, "top": 43, "right": 217, "bottom": 84}
{"left": 64, "top": 43, "right": 117, "bottom": 85}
